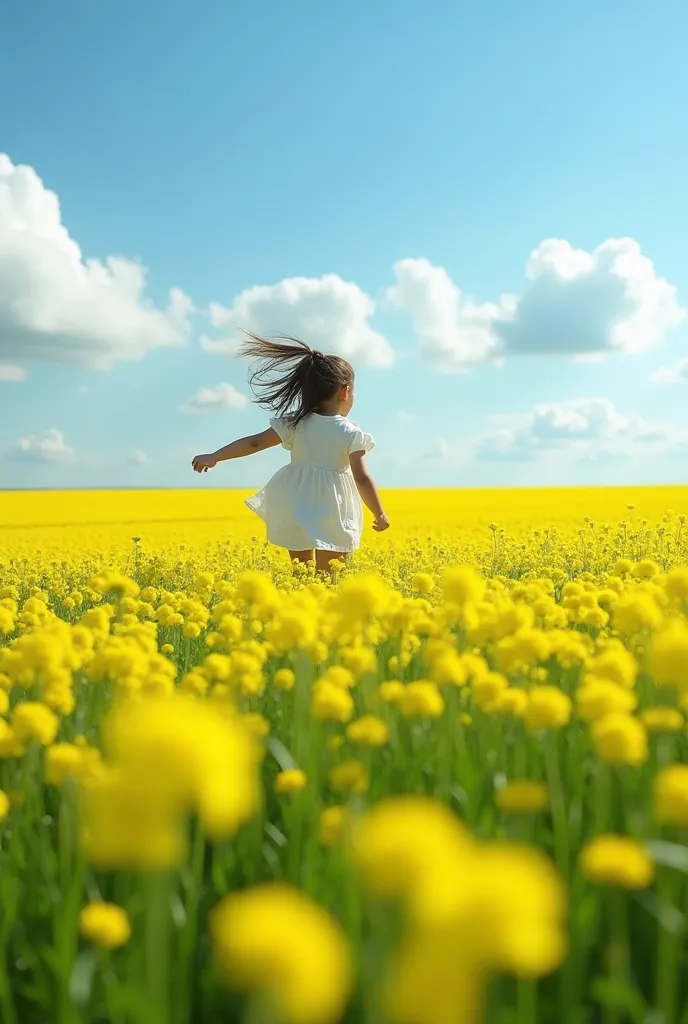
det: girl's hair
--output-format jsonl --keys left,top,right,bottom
{"left": 238, "top": 332, "right": 354, "bottom": 425}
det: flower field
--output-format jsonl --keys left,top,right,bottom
{"left": 2, "top": 486, "right": 688, "bottom": 1024}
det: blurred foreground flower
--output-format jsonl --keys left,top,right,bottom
{"left": 210, "top": 883, "right": 352, "bottom": 1024}
{"left": 352, "top": 796, "right": 566, "bottom": 1024}
{"left": 79, "top": 901, "right": 131, "bottom": 949}
{"left": 580, "top": 835, "right": 654, "bottom": 889}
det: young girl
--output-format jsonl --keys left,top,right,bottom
{"left": 191, "top": 334, "right": 390, "bottom": 572}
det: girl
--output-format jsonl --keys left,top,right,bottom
{"left": 191, "top": 334, "right": 390, "bottom": 572}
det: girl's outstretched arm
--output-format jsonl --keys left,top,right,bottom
{"left": 349, "top": 451, "right": 390, "bottom": 532}
{"left": 192, "top": 427, "right": 281, "bottom": 473}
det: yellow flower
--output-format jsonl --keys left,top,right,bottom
{"left": 649, "top": 623, "right": 688, "bottom": 691}
{"left": 412, "top": 572, "right": 435, "bottom": 594}
{"left": 351, "top": 796, "right": 473, "bottom": 921}
{"left": 334, "top": 575, "right": 391, "bottom": 624}
{"left": 100, "top": 694, "right": 261, "bottom": 841}
{"left": 276, "top": 769, "right": 307, "bottom": 795}
{"left": 318, "top": 806, "right": 349, "bottom": 846}
{"left": 442, "top": 566, "right": 486, "bottom": 606}
{"left": 633, "top": 559, "right": 660, "bottom": 580}
{"left": 523, "top": 687, "right": 572, "bottom": 732}
{"left": 243, "top": 712, "right": 270, "bottom": 737}
{"left": 586, "top": 643, "right": 637, "bottom": 688}
{"left": 590, "top": 713, "right": 648, "bottom": 766}
{"left": 612, "top": 593, "right": 663, "bottom": 635}
{"left": 0, "top": 690, "right": 8, "bottom": 716}
{"left": 379, "top": 681, "right": 405, "bottom": 704}
{"left": 274, "top": 668, "right": 296, "bottom": 691}
{"left": 398, "top": 681, "right": 445, "bottom": 719}
{"left": 654, "top": 764, "right": 688, "bottom": 826}
{"left": 495, "top": 781, "right": 548, "bottom": 815}
{"left": 161, "top": 643, "right": 175, "bottom": 654}
{"left": 11, "top": 702, "right": 59, "bottom": 746}
{"left": 472, "top": 672, "right": 508, "bottom": 711}
{"left": 640, "top": 707, "right": 684, "bottom": 733}
{"left": 339, "top": 646, "right": 377, "bottom": 677}
{"left": 79, "top": 902, "right": 131, "bottom": 949}
{"left": 320, "top": 666, "right": 355, "bottom": 690}
{"left": 44, "top": 743, "right": 85, "bottom": 786}
{"left": 210, "top": 884, "right": 352, "bottom": 1024}
{"left": 576, "top": 678, "right": 637, "bottom": 722}
{"left": 346, "top": 715, "right": 389, "bottom": 747}
{"left": 311, "top": 680, "right": 354, "bottom": 723}
{"left": 665, "top": 567, "right": 688, "bottom": 602}
{"left": 328, "top": 759, "right": 369, "bottom": 795}
{"left": 492, "top": 689, "right": 528, "bottom": 717}
{"left": 0, "top": 790, "right": 9, "bottom": 820}
{"left": 580, "top": 835, "right": 654, "bottom": 889}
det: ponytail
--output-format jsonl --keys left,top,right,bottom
{"left": 238, "top": 332, "right": 354, "bottom": 425}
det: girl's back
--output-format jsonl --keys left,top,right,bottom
{"left": 276, "top": 413, "right": 374, "bottom": 472}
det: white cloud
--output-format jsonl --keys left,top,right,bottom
{"left": 8, "top": 427, "right": 75, "bottom": 462}
{"left": 425, "top": 437, "right": 454, "bottom": 460}
{"left": 181, "top": 382, "right": 248, "bottom": 413}
{"left": 0, "top": 363, "right": 25, "bottom": 381}
{"left": 388, "top": 257, "right": 514, "bottom": 370}
{"left": 476, "top": 398, "right": 680, "bottom": 461}
{"left": 203, "top": 274, "right": 394, "bottom": 368}
{"left": 651, "top": 358, "right": 688, "bottom": 385}
{"left": 396, "top": 410, "right": 416, "bottom": 422}
{"left": 128, "top": 449, "right": 148, "bottom": 465}
{"left": 0, "top": 153, "right": 192, "bottom": 373}
{"left": 389, "top": 239, "right": 685, "bottom": 371}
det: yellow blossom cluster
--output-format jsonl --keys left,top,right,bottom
{"left": 2, "top": 486, "right": 688, "bottom": 1024}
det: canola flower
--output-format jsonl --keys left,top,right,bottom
{"left": 2, "top": 486, "right": 688, "bottom": 1023}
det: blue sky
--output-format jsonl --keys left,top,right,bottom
{"left": 1, "top": 0, "right": 688, "bottom": 489}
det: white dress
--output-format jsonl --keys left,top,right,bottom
{"left": 245, "top": 413, "right": 375, "bottom": 552}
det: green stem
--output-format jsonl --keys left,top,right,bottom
{"left": 656, "top": 867, "right": 681, "bottom": 1024}
{"left": 178, "top": 824, "right": 205, "bottom": 1023}
{"left": 145, "top": 873, "right": 171, "bottom": 1024}
{"left": 605, "top": 891, "right": 630, "bottom": 1024}
{"left": 516, "top": 978, "right": 537, "bottom": 1024}
{"left": 544, "top": 732, "right": 569, "bottom": 878}
{"left": 0, "top": 944, "right": 18, "bottom": 1024}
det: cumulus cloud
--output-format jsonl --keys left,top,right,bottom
{"left": 425, "top": 437, "right": 455, "bottom": 460}
{"left": 476, "top": 398, "right": 679, "bottom": 461}
{"left": 181, "top": 382, "right": 248, "bottom": 413}
{"left": 203, "top": 274, "right": 394, "bottom": 368}
{"left": 128, "top": 450, "right": 148, "bottom": 465}
{"left": 651, "top": 358, "right": 688, "bottom": 385}
{"left": 8, "top": 427, "right": 75, "bottom": 462}
{"left": 0, "top": 153, "right": 192, "bottom": 373}
{"left": 388, "top": 258, "right": 513, "bottom": 370}
{"left": 0, "top": 363, "right": 25, "bottom": 381}
{"left": 389, "top": 239, "right": 685, "bottom": 371}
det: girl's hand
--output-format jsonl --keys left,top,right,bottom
{"left": 372, "top": 513, "right": 390, "bottom": 532}
{"left": 192, "top": 453, "right": 218, "bottom": 473}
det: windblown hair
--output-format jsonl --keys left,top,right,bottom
{"left": 238, "top": 332, "right": 354, "bottom": 425}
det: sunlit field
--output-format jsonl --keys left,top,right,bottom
{"left": 2, "top": 486, "right": 688, "bottom": 1024}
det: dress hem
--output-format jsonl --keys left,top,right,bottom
{"left": 244, "top": 498, "right": 358, "bottom": 553}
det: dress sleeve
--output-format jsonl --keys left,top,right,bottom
{"left": 269, "top": 416, "right": 295, "bottom": 451}
{"left": 348, "top": 427, "right": 375, "bottom": 455}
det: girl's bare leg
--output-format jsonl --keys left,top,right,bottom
{"left": 288, "top": 549, "right": 314, "bottom": 567}
{"left": 315, "top": 550, "right": 337, "bottom": 575}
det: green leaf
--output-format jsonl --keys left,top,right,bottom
{"left": 69, "top": 950, "right": 97, "bottom": 1007}
{"left": 646, "top": 840, "right": 688, "bottom": 872}
{"left": 264, "top": 822, "right": 288, "bottom": 847}
{"left": 266, "top": 736, "right": 298, "bottom": 771}
{"left": 590, "top": 976, "right": 648, "bottom": 1024}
